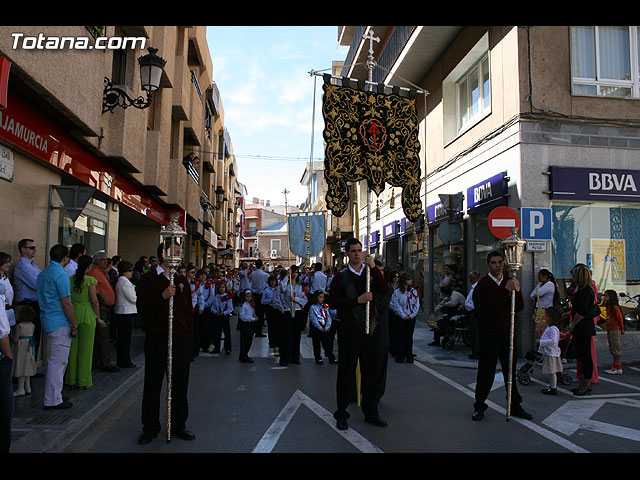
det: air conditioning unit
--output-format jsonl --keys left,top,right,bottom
{"left": 270, "top": 250, "right": 278, "bottom": 259}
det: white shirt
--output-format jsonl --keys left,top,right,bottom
{"left": 310, "top": 270, "right": 327, "bottom": 294}
{"left": 114, "top": 276, "right": 137, "bottom": 314}
{"left": 64, "top": 259, "right": 78, "bottom": 276}
{"left": 539, "top": 325, "right": 561, "bottom": 357}
{"left": 0, "top": 275, "right": 15, "bottom": 326}
{"left": 465, "top": 282, "right": 477, "bottom": 311}
{"left": 530, "top": 281, "right": 556, "bottom": 308}
{"left": 0, "top": 294, "right": 8, "bottom": 339}
{"left": 348, "top": 263, "right": 365, "bottom": 276}
{"left": 488, "top": 272, "right": 503, "bottom": 286}
{"left": 250, "top": 268, "right": 270, "bottom": 294}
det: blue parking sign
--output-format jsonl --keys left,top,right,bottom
{"left": 522, "top": 208, "right": 552, "bottom": 240}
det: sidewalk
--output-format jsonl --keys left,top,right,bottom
{"left": 412, "top": 312, "right": 640, "bottom": 369}
{"left": 10, "top": 331, "right": 147, "bottom": 453}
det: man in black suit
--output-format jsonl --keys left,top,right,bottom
{"left": 471, "top": 250, "right": 532, "bottom": 422}
{"left": 136, "top": 245, "right": 196, "bottom": 445}
{"left": 329, "top": 238, "right": 388, "bottom": 431}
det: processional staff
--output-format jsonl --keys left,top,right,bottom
{"left": 363, "top": 29, "right": 379, "bottom": 335}
{"left": 283, "top": 188, "right": 295, "bottom": 317}
{"left": 502, "top": 227, "right": 526, "bottom": 422}
{"left": 159, "top": 212, "right": 187, "bottom": 442}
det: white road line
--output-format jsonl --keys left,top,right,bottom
{"left": 412, "top": 360, "right": 590, "bottom": 453}
{"left": 252, "top": 389, "right": 383, "bottom": 454}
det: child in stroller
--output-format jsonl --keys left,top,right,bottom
{"left": 517, "top": 306, "right": 573, "bottom": 390}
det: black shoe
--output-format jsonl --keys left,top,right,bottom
{"left": 316, "top": 359, "right": 323, "bottom": 364}
{"left": 336, "top": 418, "right": 348, "bottom": 430}
{"left": 472, "top": 405, "right": 486, "bottom": 421}
{"left": 364, "top": 416, "right": 388, "bottom": 427}
{"left": 328, "top": 358, "right": 338, "bottom": 364}
{"left": 468, "top": 354, "right": 480, "bottom": 360}
{"left": 239, "top": 357, "right": 254, "bottom": 363}
{"left": 510, "top": 406, "right": 533, "bottom": 420}
{"left": 541, "top": 387, "right": 557, "bottom": 395}
{"left": 171, "top": 428, "right": 196, "bottom": 441}
{"left": 44, "top": 401, "right": 72, "bottom": 410}
{"left": 395, "top": 357, "right": 404, "bottom": 363}
{"left": 137, "top": 431, "right": 157, "bottom": 445}
{"left": 428, "top": 341, "right": 440, "bottom": 346}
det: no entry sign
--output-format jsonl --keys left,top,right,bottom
{"left": 488, "top": 206, "right": 520, "bottom": 239}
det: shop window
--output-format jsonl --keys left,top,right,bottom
{"left": 58, "top": 211, "right": 106, "bottom": 256}
{"left": 473, "top": 210, "right": 502, "bottom": 273}
{"left": 552, "top": 202, "right": 640, "bottom": 331}
{"left": 430, "top": 224, "right": 464, "bottom": 310}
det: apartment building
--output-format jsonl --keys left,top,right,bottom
{"left": 241, "top": 198, "right": 300, "bottom": 269}
{"left": 338, "top": 25, "right": 640, "bottom": 350}
{"left": 0, "top": 26, "right": 241, "bottom": 271}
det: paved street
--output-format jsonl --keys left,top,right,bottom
{"left": 9, "top": 317, "right": 640, "bottom": 454}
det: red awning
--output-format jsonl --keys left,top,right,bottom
{"left": 0, "top": 56, "right": 11, "bottom": 109}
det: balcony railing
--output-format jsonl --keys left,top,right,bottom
{"left": 191, "top": 70, "right": 203, "bottom": 101}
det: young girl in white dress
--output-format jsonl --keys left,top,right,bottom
{"left": 11, "top": 305, "right": 37, "bottom": 396}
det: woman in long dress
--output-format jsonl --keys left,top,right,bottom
{"left": 65, "top": 255, "right": 104, "bottom": 389}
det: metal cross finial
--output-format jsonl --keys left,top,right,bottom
{"left": 363, "top": 29, "right": 380, "bottom": 56}
{"left": 362, "top": 29, "right": 380, "bottom": 85}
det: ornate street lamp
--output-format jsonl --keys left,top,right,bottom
{"left": 215, "top": 186, "right": 225, "bottom": 208}
{"left": 102, "top": 47, "right": 166, "bottom": 113}
{"left": 159, "top": 212, "right": 186, "bottom": 442}
{"left": 502, "top": 227, "right": 526, "bottom": 421}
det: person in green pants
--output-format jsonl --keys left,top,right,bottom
{"left": 65, "top": 255, "right": 104, "bottom": 389}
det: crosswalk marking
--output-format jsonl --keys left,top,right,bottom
{"left": 252, "top": 389, "right": 383, "bottom": 453}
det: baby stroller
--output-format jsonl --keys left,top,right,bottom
{"left": 517, "top": 329, "right": 573, "bottom": 386}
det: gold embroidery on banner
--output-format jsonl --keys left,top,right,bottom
{"left": 322, "top": 80, "right": 422, "bottom": 222}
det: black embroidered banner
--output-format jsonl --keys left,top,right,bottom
{"left": 322, "top": 76, "right": 423, "bottom": 222}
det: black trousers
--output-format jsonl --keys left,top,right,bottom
{"left": 253, "top": 294, "right": 265, "bottom": 335}
{"left": 94, "top": 304, "right": 113, "bottom": 368}
{"left": 574, "top": 334, "right": 594, "bottom": 380}
{"left": 388, "top": 311, "right": 400, "bottom": 357}
{"left": 199, "top": 308, "right": 213, "bottom": 353}
{"left": 279, "top": 310, "right": 305, "bottom": 365}
{"left": 141, "top": 334, "right": 191, "bottom": 435}
{"left": 474, "top": 329, "right": 523, "bottom": 411}
{"left": 212, "top": 314, "right": 231, "bottom": 353}
{"left": 238, "top": 321, "right": 254, "bottom": 360}
{"left": 115, "top": 313, "right": 135, "bottom": 367}
{"left": 395, "top": 317, "right": 416, "bottom": 362}
{"left": 311, "top": 326, "right": 336, "bottom": 361}
{"left": 334, "top": 323, "right": 381, "bottom": 421}
{"left": 265, "top": 306, "right": 279, "bottom": 348}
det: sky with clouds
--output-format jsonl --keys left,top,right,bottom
{"left": 206, "top": 26, "right": 349, "bottom": 208}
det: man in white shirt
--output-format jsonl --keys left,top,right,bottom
{"left": 430, "top": 285, "right": 466, "bottom": 346}
{"left": 250, "top": 260, "right": 270, "bottom": 337}
{"left": 309, "top": 262, "right": 327, "bottom": 294}
{"left": 64, "top": 243, "right": 86, "bottom": 276}
{"left": 465, "top": 271, "right": 480, "bottom": 359}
